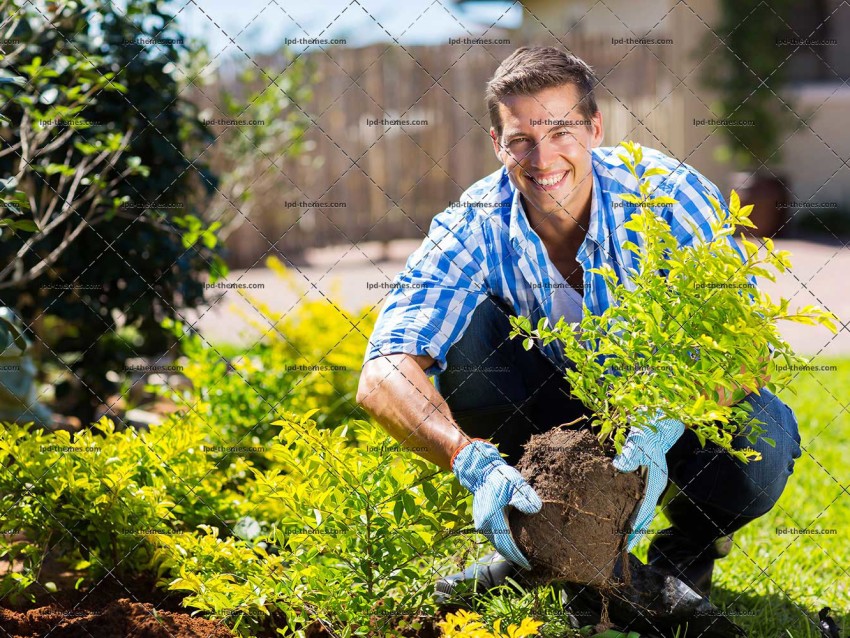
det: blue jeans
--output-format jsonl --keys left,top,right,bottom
{"left": 437, "top": 296, "right": 802, "bottom": 535}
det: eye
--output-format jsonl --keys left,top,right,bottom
{"left": 506, "top": 137, "right": 532, "bottom": 152}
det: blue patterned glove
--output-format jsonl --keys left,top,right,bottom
{"left": 612, "top": 416, "right": 685, "bottom": 551}
{"left": 452, "top": 439, "right": 542, "bottom": 569}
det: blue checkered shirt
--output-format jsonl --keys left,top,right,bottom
{"left": 364, "top": 146, "right": 751, "bottom": 376}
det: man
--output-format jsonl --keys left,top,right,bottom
{"left": 355, "top": 47, "right": 801, "bottom": 601}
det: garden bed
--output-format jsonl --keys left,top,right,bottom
{"left": 0, "top": 574, "right": 233, "bottom": 637}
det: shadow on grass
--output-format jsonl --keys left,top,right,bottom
{"left": 710, "top": 585, "right": 846, "bottom": 638}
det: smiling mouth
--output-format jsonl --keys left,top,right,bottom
{"left": 529, "top": 171, "right": 568, "bottom": 191}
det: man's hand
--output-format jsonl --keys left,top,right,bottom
{"left": 613, "top": 416, "right": 685, "bottom": 551}
{"left": 706, "top": 354, "right": 772, "bottom": 407}
{"left": 452, "top": 439, "right": 542, "bottom": 569}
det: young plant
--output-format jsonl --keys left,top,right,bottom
{"left": 149, "top": 526, "right": 287, "bottom": 636}
{"left": 510, "top": 140, "right": 837, "bottom": 463}
{"left": 471, "top": 581, "right": 584, "bottom": 638}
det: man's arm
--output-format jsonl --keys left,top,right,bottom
{"left": 358, "top": 205, "right": 493, "bottom": 468}
{"left": 709, "top": 354, "right": 772, "bottom": 407}
{"left": 356, "top": 353, "right": 468, "bottom": 472}
{"left": 359, "top": 352, "right": 543, "bottom": 570}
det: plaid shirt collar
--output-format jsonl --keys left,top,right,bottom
{"left": 507, "top": 154, "right": 606, "bottom": 314}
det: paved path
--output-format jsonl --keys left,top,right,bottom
{"left": 188, "top": 239, "right": 849, "bottom": 359}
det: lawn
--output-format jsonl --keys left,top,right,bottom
{"left": 704, "top": 358, "right": 850, "bottom": 637}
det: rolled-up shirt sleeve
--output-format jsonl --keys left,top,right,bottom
{"left": 364, "top": 207, "right": 490, "bottom": 376}
{"left": 668, "top": 169, "right": 756, "bottom": 287}
{"left": 665, "top": 168, "right": 773, "bottom": 355}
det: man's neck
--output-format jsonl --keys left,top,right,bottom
{"left": 523, "top": 191, "right": 592, "bottom": 253}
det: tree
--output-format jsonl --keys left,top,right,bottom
{"left": 0, "top": 0, "right": 223, "bottom": 422}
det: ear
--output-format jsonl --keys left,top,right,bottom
{"left": 589, "top": 110, "right": 604, "bottom": 148}
{"left": 490, "top": 127, "right": 503, "bottom": 162}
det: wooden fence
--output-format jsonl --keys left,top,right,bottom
{"left": 223, "top": 36, "right": 683, "bottom": 267}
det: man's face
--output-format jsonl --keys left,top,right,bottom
{"left": 491, "top": 84, "right": 603, "bottom": 223}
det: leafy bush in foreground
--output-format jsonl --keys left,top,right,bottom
{"left": 161, "top": 256, "right": 375, "bottom": 466}
{"left": 0, "top": 415, "right": 248, "bottom": 602}
{"left": 153, "top": 410, "right": 475, "bottom": 637}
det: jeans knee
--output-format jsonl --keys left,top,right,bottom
{"left": 727, "top": 389, "right": 801, "bottom": 518}
{"left": 748, "top": 388, "right": 802, "bottom": 466}
{"left": 675, "top": 389, "right": 803, "bottom": 520}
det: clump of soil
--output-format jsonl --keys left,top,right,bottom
{"left": 0, "top": 598, "right": 233, "bottom": 638}
{"left": 509, "top": 426, "right": 645, "bottom": 588}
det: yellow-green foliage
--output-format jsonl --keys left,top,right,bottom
{"left": 0, "top": 259, "right": 491, "bottom": 636}
{"left": 161, "top": 255, "right": 375, "bottom": 458}
{"left": 149, "top": 525, "right": 287, "bottom": 633}
{"left": 0, "top": 415, "right": 247, "bottom": 601}
{"left": 154, "top": 408, "right": 475, "bottom": 637}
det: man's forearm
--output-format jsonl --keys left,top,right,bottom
{"left": 356, "top": 354, "right": 468, "bottom": 471}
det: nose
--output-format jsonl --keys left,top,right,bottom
{"left": 527, "top": 134, "right": 560, "bottom": 170}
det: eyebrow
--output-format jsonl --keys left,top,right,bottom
{"left": 503, "top": 123, "right": 575, "bottom": 140}
{"left": 502, "top": 130, "right": 527, "bottom": 140}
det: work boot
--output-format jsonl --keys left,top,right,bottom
{"left": 648, "top": 528, "right": 733, "bottom": 598}
{"left": 647, "top": 483, "right": 752, "bottom": 598}
{"left": 433, "top": 551, "right": 520, "bottom": 605}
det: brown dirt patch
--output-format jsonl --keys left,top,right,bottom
{"left": 509, "top": 426, "right": 645, "bottom": 588}
{"left": 0, "top": 573, "right": 233, "bottom": 638}
{"left": 0, "top": 598, "right": 233, "bottom": 637}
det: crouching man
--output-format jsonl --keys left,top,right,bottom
{"left": 355, "top": 46, "right": 802, "bottom": 600}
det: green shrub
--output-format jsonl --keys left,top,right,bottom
{"left": 153, "top": 409, "right": 475, "bottom": 637}
{"left": 160, "top": 256, "right": 375, "bottom": 466}
{"left": 0, "top": 273, "right": 474, "bottom": 635}
{"left": 0, "top": 415, "right": 248, "bottom": 602}
{"left": 149, "top": 526, "right": 287, "bottom": 635}
{"left": 0, "top": 0, "right": 224, "bottom": 422}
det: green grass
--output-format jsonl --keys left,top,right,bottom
{"left": 474, "top": 358, "right": 850, "bottom": 637}
{"left": 705, "top": 357, "right": 850, "bottom": 637}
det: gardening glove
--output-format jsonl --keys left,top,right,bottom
{"left": 451, "top": 439, "right": 542, "bottom": 570}
{"left": 612, "top": 415, "right": 685, "bottom": 552}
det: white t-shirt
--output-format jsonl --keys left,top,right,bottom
{"left": 546, "top": 265, "right": 584, "bottom": 326}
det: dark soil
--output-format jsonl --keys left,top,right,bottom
{"left": 0, "top": 598, "right": 233, "bottom": 637}
{"left": 509, "top": 426, "right": 645, "bottom": 588}
{"left": 0, "top": 573, "right": 233, "bottom": 637}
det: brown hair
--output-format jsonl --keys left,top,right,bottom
{"left": 486, "top": 46, "right": 598, "bottom": 137}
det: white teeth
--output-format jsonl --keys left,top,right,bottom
{"left": 534, "top": 173, "right": 566, "bottom": 186}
